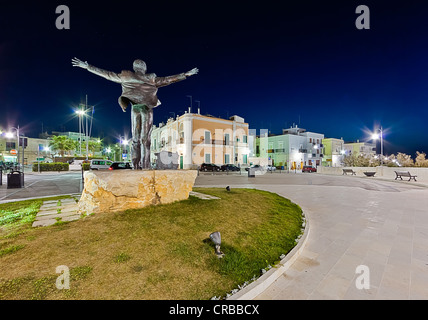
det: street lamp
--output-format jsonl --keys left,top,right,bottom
{"left": 75, "top": 109, "right": 85, "bottom": 156}
{"left": 371, "top": 126, "right": 384, "bottom": 167}
{"left": 119, "top": 136, "right": 130, "bottom": 161}
{"left": 6, "top": 126, "right": 20, "bottom": 169}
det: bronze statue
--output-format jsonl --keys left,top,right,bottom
{"left": 72, "top": 58, "right": 198, "bottom": 169}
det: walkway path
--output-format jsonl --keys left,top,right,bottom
{"left": 195, "top": 173, "right": 428, "bottom": 299}
{"left": 32, "top": 197, "right": 80, "bottom": 227}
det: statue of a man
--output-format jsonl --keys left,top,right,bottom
{"left": 72, "top": 58, "right": 198, "bottom": 169}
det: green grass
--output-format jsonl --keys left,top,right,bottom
{"left": 0, "top": 195, "right": 72, "bottom": 233}
{"left": 0, "top": 188, "right": 303, "bottom": 300}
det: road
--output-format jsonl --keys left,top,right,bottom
{"left": 0, "top": 171, "right": 83, "bottom": 203}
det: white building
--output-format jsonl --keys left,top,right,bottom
{"left": 257, "top": 125, "right": 325, "bottom": 169}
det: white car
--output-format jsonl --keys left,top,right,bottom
{"left": 90, "top": 159, "right": 113, "bottom": 170}
{"left": 266, "top": 165, "right": 276, "bottom": 171}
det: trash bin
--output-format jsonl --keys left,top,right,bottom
{"left": 248, "top": 168, "right": 255, "bottom": 178}
{"left": 7, "top": 171, "right": 24, "bottom": 189}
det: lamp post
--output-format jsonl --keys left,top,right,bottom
{"left": 75, "top": 96, "right": 93, "bottom": 160}
{"left": 371, "top": 126, "right": 384, "bottom": 167}
{"left": 119, "top": 136, "right": 129, "bottom": 161}
{"left": 76, "top": 109, "right": 84, "bottom": 156}
{"left": 6, "top": 126, "right": 20, "bottom": 170}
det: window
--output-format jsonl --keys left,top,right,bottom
{"left": 243, "top": 135, "right": 248, "bottom": 143}
{"left": 205, "top": 153, "right": 211, "bottom": 164}
{"left": 309, "top": 138, "right": 312, "bottom": 143}
{"left": 6, "top": 142, "right": 16, "bottom": 151}
{"left": 243, "top": 154, "right": 248, "bottom": 164}
{"left": 225, "top": 154, "right": 230, "bottom": 164}
{"left": 224, "top": 134, "right": 230, "bottom": 146}
{"left": 205, "top": 131, "right": 211, "bottom": 144}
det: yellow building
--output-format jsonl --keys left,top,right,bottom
{"left": 151, "top": 109, "right": 250, "bottom": 169}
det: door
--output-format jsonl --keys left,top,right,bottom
{"left": 180, "top": 156, "right": 184, "bottom": 170}
{"left": 225, "top": 154, "right": 230, "bottom": 164}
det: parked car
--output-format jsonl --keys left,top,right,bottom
{"left": 302, "top": 166, "right": 317, "bottom": 173}
{"left": 245, "top": 165, "right": 265, "bottom": 172}
{"left": 266, "top": 165, "right": 276, "bottom": 172}
{"left": 220, "top": 164, "right": 240, "bottom": 172}
{"left": 200, "top": 163, "right": 221, "bottom": 172}
{"left": 109, "top": 162, "right": 133, "bottom": 170}
{"left": 90, "top": 159, "right": 113, "bottom": 170}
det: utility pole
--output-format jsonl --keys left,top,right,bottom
{"left": 86, "top": 95, "right": 89, "bottom": 160}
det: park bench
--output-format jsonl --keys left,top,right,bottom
{"left": 343, "top": 169, "right": 356, "bottom": 176}
{"left": 394, "top": 171, "right": 417, "bottom": 181}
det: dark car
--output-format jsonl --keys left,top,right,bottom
{"left": 220, "top": 164, "right": 240, "bottom": 172}
{"left": 200, "top": 163, "right": 220, "bottom": 172}
{"left": 302, "top": 166, "right": 317, "bottom": 173}
{"left": 109, "top": 162, "right": 133, "bottom": 170}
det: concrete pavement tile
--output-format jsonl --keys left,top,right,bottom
{"left": 410, "top": 270, "right": 428, "bottom": 299}
{"left": 329, "top": 253, "right": 365, "bottom": 281}
{"left": 61, "top": 215, "right": 80, "bottom": 222}
{"left": 312, "top": 274, "right": 352, "bottom": 299}
{"left": 32, "top": 219, "right": 57, "bottom": 228}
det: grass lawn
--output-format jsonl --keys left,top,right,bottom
{"left": 0, "top": 188, "right": 303, "bottom": 300}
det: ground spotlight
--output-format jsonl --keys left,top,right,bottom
{"left": 209, "top": 232, "right": 225, "bottom": 258}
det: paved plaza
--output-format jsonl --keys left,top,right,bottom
{"left": 195, "top": 172, "right": 428, "bottom": 299}
{"left": 1, "top": 170, "right": 428, "bottom": 299}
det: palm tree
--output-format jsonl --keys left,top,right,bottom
{"left": 49, "top": 136, "right": 76, "bottom": 157}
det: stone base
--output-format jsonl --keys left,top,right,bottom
{"left": 78, "top": 170, "right": 198, "bottom": 214}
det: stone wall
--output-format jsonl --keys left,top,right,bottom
{"left": 78, "top": 170, "right": 198, "bottom": 214}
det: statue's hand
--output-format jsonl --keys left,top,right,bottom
{"left": 185, "top": 68, "right": 199, "bottom": 77}
{"left": 72, "top": 57, "right": 89, "bottom": 69}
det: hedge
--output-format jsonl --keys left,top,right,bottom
{"left": 32, "top": 163, "right": 70, "bottom": 172}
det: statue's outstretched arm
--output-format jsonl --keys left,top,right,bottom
{"left": 72, "top": 57, "right": 122, "bottom": 83}
{"left": 155, "top": 68, "right": 199, "bottom": 88}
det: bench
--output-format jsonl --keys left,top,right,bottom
{"left": 394, "top": 171, "right": 417, "bottom": 181}
{"left": 343, "top": 169, "right": 356, "bottom": 176}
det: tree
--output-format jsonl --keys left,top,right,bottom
{"left": 49, "top": 136, "right": 76, "bottom": 157}
{"left": 396, "top": 152, "right": 414, "bottom": 167}
{"left": 415, "top": 151, "right": 428, "bottom": 167}
{"left": 343, "top": 152, "right": 358, "bottom": 167}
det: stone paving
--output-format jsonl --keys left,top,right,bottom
{"left": 195, "top": 173, "right": 428, "bottom": 300}
{"left": 32, "top": 197, "right": 81, "bottom": 228}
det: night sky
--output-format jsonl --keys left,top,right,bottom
{"left": 1, "top": 1, "right": 427, "bottom": 156}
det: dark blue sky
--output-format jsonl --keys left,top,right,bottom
{"left": 1, "top": 1, "right": 427, "bottom": 155}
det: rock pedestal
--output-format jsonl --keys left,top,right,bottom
{"left": 78, "top": 170, "right": 198, "bottom": 214}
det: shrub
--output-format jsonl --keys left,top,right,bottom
{"left": 32, "top": 163, "right": 69, "bottom": 172}
{"left": 82, "top": 163, "right": 91, "bottom": 171}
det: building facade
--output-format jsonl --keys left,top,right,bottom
{"left": 151, "top": 110, "right": 250, "bottom": 169}
{"left": 0, "top": 135, "right": 52, "bottom": 164}
{"left": 256, "top": 126, "right": 325, "bottom": 169}
{"left": 322, "top": 138, "right": 345, "bottom": 167}
{"left": 343, "top": 140, "right": 376, "bottom": 157}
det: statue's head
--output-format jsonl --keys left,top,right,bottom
{"left": 133, "top": 60, "right": 147, "bottom": 75}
